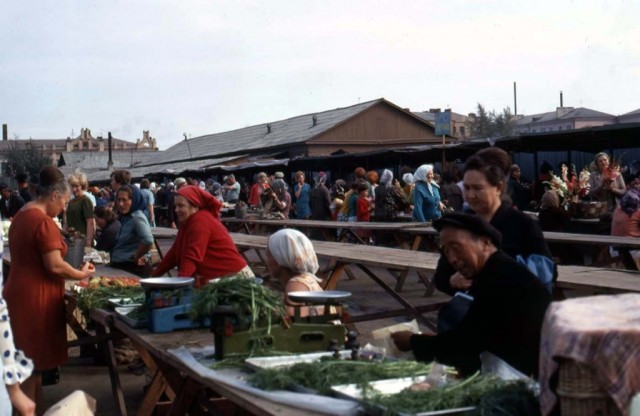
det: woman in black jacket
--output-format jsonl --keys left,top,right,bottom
{"left": 434, "top": 147, "right": 553, "bottom": 296}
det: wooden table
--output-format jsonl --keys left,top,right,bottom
{"left": 91, "top": 308, "right": 359, "bottom": 415}
{"left": 230, "top": 233, "right": 443, "bottom": 329}
{"left": 220, "top": 217, "right": 430, "bottom": 246}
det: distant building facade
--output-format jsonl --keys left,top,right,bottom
{"left": 513, "top": 107, "right": 617, "bottom": 134}
{"left": 413, "top": 109, "right": 472, "bottom": 141}
{"left": 0, "top": 127, "right": 159, "bottom": 179}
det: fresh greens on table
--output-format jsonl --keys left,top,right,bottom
{"left": 189, "top": 277, "right": 286, "bottom": 333}
{"left": 76, "top": 286, "right": 145, "bottom": 316}
{"left": 249, "top": 357, "right": 434, "bottom": 395}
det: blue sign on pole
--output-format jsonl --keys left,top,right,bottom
{"left": 434, "top": 111, "right": 451, "bottom": 136}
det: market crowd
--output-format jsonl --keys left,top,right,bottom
{"left": 1, "top": 147, "right": 638, "bottom": 413}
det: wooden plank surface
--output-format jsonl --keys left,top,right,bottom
{"left": 221, "top": 218, "right": 430, "bottom": 231}
{"left": 230, "top": 233, "right": 439, "bottom": 272}
{"left": 557, "top": 266, "right": 640, "bottom": 293}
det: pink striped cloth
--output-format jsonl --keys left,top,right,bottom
{"left": 539, "top": 294, "right": 640, "bottom": 415}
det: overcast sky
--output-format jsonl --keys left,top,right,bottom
{"left": 1, "top": 0, "right": 638, "bottom": 149}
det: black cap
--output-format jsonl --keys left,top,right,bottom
{"left": 15, "top": 173, "right": 28, "bottom": 183}
{"left": 433, "top": 212, "right": 502, "bottom": 247}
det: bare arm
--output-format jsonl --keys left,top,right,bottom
{"left": 85, "top": 217, "right": 96, "bottom": 248}
{"left": 42, "top": 250, "right": 95, "bottom": 280}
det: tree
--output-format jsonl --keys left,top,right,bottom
{"left": 4, "top": 139, "right": 52, "bottom": 178}
{"left": 469, "top": 104, "right": 515, "bottom": 138}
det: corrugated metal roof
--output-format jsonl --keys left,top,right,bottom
{"left": 621, "top": 108, "right": 640, "bottom": 117}
{"left": 58, "top": 151, "right": 158, "bottom": 170}
{"left": 138, "top": 99, "right": 385, "bottom": 166}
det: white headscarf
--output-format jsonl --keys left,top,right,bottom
{"left": 414, "top": 164, "right": 439, "bottom": 192}
{"left": 402, "top": 173, "right": 414, "bottom": 185}
{"left": 267, "top": 229, "right": 319, "bottom": 278}
{"left": 380, "top": 169, "right": 394, "bottom": 188}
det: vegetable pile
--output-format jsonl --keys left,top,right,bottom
{"left": 366, "top": 375, "right": 539, "bottom": 415}
{"left": 189, "top": 277, "right": 286, "bottom": 332}
{"left": 75, "top": 284, "right": 145, "bottom": 317}
{"left": 249, "top": 358, "right": 434, "bottom": 395}
{"left": 76, "top": 276, "right": 140, "bottom": 289}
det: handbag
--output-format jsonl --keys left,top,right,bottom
{"left": 516, "top": 254, "right": 554, "bottom": 293}
{"left": 437, "top": 291, "right": 474, "bottom": 334}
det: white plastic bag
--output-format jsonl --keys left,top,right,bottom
{"left": 370, "top": 319, "right": 420, "bottom": 360}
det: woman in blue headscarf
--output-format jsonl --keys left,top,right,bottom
{"left": 413, "top": 164, "right": 445, "bottom": 222}
{"left": 110, "top": 185, "right": 154, "bottom": 276}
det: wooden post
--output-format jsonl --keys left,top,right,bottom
{"left": 441, "top": 135, "right": 446, "bottom": 172}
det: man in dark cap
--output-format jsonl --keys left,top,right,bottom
{"left": 392, "top": 212, "right": 551, "bottom": 377}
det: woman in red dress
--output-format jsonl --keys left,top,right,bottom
{"left": 3, "top": 167, "right": 95, "bottom": 409}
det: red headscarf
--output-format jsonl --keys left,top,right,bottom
{"left": 177, "top": 185, "right": 222, "bottom": 218}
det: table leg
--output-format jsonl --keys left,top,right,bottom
{"left": 95, "top": 319, "right": 128, "bottom": 416}
{"left": 355, "top": 264, "right": 437, "bottom": 332}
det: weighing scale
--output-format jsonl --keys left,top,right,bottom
{"left": 211, "top": 290, "right": 352, "bottom": 360}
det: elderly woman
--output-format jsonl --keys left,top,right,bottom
{"left": 249, "top": 172, "right": 269, "bottom": 208}
{"left": 588, "top": 152, "right": 625, "bottom": 212}
{"left": 434, "top": 147, "right": 553, "bottom": 296}
{"left": 151, "top": 186, "right": 252, "bottom": 287}
{"left": 65, "top": 172, "right": 96, "bottom": 250}
{"left": 374, "top": 169, "right": 409, "bottom": 222}
{"left": 4, "top": 166, "right": 95, "bottom": 407}
{"left": 266, "top": 229, "right": 326, "bottom": 317}
{"left": 413, "top": 164, "right": 445, "bottom": 222}
{"left": 261, "top": 179, "right": 291, "bottom": 219}
{"left": 110, "top": 185, "right": 154, "bottom": 276}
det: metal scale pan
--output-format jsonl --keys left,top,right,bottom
{"left": 288, "top": 291, "right": 351, "bottom": 304}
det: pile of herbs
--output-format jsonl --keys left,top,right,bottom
{"left": 75, "top": 286, "right": 145, "bottom": 317}
{"left": 364, "top": 374, "right": 538, "bottom": 416}
{"left": 190, "top": 277, "right": 286, "bottom": 333}
{"left": 249, "top": 357, "right": 434, "bottom": 395}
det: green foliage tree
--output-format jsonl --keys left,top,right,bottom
{"left": 470, "top": 104, "right": 515, "bottom": 138}
{"left": 4, "top": 140, "right": 52, "bottom": 177}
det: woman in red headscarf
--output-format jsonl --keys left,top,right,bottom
{"left": 150, "top": 186, "right": 253, "bottom": 286}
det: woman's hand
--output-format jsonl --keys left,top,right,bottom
{"left": 81, "top": 261, "right": 96, "bottom": 278}
{"left": 391, "top": 331, "right": 414, "bottom": 352}
{"left": 450, "top": 272, "right": 472, "bottom": 291}
{"left": 7, "top": 383, "right": 36, "bottom": 416}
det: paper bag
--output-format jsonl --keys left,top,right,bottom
{"left": 370, "top": 319, "right": 420, "bottom": 360}
{"left": 43, "top": 390, "right": 96, "bottom": 416}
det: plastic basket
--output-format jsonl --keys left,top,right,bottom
{"left": 556, "top": 360, "right": 621, "bottom": 416}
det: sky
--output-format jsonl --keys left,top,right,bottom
{"left": 1, "top": 0, "right": 639, "bottom": 150}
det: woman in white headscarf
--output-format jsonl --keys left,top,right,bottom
{"left": 374, "top": 169, "right": 410, "bottom": 222}
{"left": 266, "top": 229, "right": 326, "bottom": 317}
{"left": 412, "top": 164, "right": 445, "bottom": 222}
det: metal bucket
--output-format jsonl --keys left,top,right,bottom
{"left": 64, "top": 237, "right": 85, "bottom": 268}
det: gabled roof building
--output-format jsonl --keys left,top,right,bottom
{"left": 513, "top": 107, "right": 617, "bottom": 134}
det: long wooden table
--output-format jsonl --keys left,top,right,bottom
{"left": 230, "top": 233, "right": 443, "bottom": 329}
{"left": 91, "top": 308, "right": 360, "bottom": 415}
{"left": 220, "top": 217, "right": 430, "bottom": 245}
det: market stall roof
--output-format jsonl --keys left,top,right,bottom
{"left": 86, "top": 154, "right": 245, "bottom": 182}
{"left": 494, "top": 123, "right": 640, "bottom": 153}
